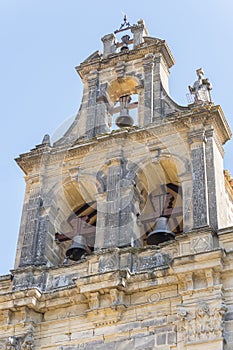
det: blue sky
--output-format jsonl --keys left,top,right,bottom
{"left": 0, "top": 0, "right": 232, "bottom": 275}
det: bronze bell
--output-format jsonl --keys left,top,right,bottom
{"left": 116, "top": 95, "right": 134, "bottom": 128}
{"left": 66, "top": 235, "right": 91, "bottom": 261}
{"left": 147, "top": 216, "right": 175, "bottom": 245}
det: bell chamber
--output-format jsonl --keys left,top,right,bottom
{"left": 146, "top": 216, "right": 175, "bottom": 245}
{"left": 115, "top": 95, "right": 134, "bottom": 128}
{"left": 66, "top": 235, "right": 91, "bottom": 261}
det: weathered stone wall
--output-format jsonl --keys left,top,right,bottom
{"left": 10, "top": 20, "right": 233, "bottom": 350}
{"left": 14, "top": 104, "right": 232, "bottom": 271}
{"left": 1, "top": 228, "right": 233, "bottom": 349}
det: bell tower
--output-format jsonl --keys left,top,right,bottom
{"left": 1, "top": 17, "right": 233, "bottom": 350}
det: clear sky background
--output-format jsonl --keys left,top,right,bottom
{"left": 0, "top": 0, "right": 232, "bottom": 275}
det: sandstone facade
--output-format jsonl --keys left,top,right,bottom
{"left": 1, "top": 19, "right": 233, "bottom": 350}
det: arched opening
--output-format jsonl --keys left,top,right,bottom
{"left": 135, "top": 157, "right": 183, "bottom": 245}
{"left": 54, "top": 174, "right": 98, "bottom": 261}
{"left": 107, "top": 77, "right": 139, "bottom": 130}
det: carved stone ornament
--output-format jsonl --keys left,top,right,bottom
{"left": 4, "top": 337, "right": 19, "bottom": 350}
{"left": 4, "top": 328, "right": 34, "bottom": 350}
{"left": 98, "top": 253, "right": 119, "bottom": 273}
{"left": 177, "top": 302, "right": 227, "bottom": 344}
{"left": 188, "top": 68, "right": 212, "bottom": 103}
{"left": 190, "top": 235, "right": 211, "bottom": 254}
{"left": 21, "top": 329, "right": 34, "bottom": 350}
{"left": 88, "top": 292, "right": 100, "bottom": 309}
{"left": 109, "top": 288, "right": 124, "bottom": 306}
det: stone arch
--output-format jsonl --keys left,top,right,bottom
{"left": 106, "top": 76, "right": 140, "bottom": 129}
{"left": 107, "top": 76, "right": 140, "bottom": 102}
{"left": 126, "top": 155, "right": 184, "bottom": 244}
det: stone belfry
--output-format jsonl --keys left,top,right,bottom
{"left": 1, "top": 17, "right": 233, "bottom": 350}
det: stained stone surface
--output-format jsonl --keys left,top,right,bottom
{"left": 1, "top": 18, "right": 233, "bottom": 350}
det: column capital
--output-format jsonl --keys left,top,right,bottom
{"left": 188, "top": 129, "right": 207, "bottom": 146}
{"left": 87, "top": 70, "right": 99, "bottom": 88}
{"left": 143, "top": 53, "right": 155, "bottom": 72}
{"left": 205, "top": 126, "right": 214, "bottom": 138}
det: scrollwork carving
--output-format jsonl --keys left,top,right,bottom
{"left": 88, "top": 292, "right": 100, "bottom": 309}
{"left": 3, "top": 327, "right": 35, "bottom": 350}
{"left": 4, "top": 337, "right": 19, "bottom": 350}
{"left": 21, "top": 328, "right": 34, "bottom": 350}
{"left": 177, "top": 302, "right": 227, "bottom": 344}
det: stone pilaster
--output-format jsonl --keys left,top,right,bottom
{"left": 95, "top": 192, "right": 106, "bottom": 250}
{"left": 95, "top": 83, "right": 111, "bottom": 135}
{"left": 143, "top": 54, "right": 154, "bottom": 125}
{"left": 205, "top": 127, "right": 219, "bottom": 231}
{"left": 153, "top": 54, "right": 166, "bottom": 120}
{"left": 188, "top": 129, "right": 209, "bottom": 228}
{"left": 16, "top": 179, "right": 59, "bottom": 268}
{"left": 136, "top": 85, "right": 144, "bottom": 127}
{"left": 17, "top": 180, "right": 42, "bottom": 267}
{"left": 95, "top": 154, "right": 141, "bottom": 250}
{"left": 180, "top": 174, "right": 193, "bottom": 232}
{"left": 86, "top": 70, "right": 99, "bottom": 138}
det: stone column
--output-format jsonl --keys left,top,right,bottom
{"left": 143, "top": 54, "right": 154, "bottom": 125}
{"left": 101, "top": 33, "right": 116, "bottom": 58}
{"left": 188, "top": 129, "right": 209, "bottom": 228}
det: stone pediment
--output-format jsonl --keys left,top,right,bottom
{"left": 82, "top": 50, "right": 102, "bottom": 63}
{"left": 143, "top": 36, "right": 164, "bottom": 45}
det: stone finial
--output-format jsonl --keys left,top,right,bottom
{"left": 101, "top": 33, "right": 116, "bottom": 58}
{"left": 131, "top": 19, "right": 149, "bottom": 47}
{"left": 224, "top": 170, "right": 233, "bottom": 192}
{"left": 188, "top": 68, "right": 212, "bottom": 103}
{"left": 42, "top": 134, "right": 50, "bottom": 145}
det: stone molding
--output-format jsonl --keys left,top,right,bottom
{"left": 1, "top": 233, "right": 232, "bottom": 348}
{"left": 177, "top": 302, "right": 227, "bottom": 345}
{"left": 2, "top": 327, "right": 34, "bottom": 350}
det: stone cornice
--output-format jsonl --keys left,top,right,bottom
{"left": 15, "top": 105, "right": 231, "bottom": 176}
{"left": 207, "top": 105, "right": 232, "bottom": 144}
{"left": 168, "top": 104, "right": 231, "bottom": 145}
{"left": 64, "top": 108, "right": 230, "bottom": 161}
{"left": 1, "top": 237, "right": 229, "bottom": 314}
{"left": 15, "top": 145, "right": 69, "bottom": 176}
{"left": 15, "top": 143, "right": 51, "bottom": 175}
{"left": 76, "top": 41, "right": 175, "bottom": 81}
{"left": 0, "top": 249, "right": 226, "bottom": 316}
{"left": 171, "top": 249, "right": 224, "bottom": 274}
